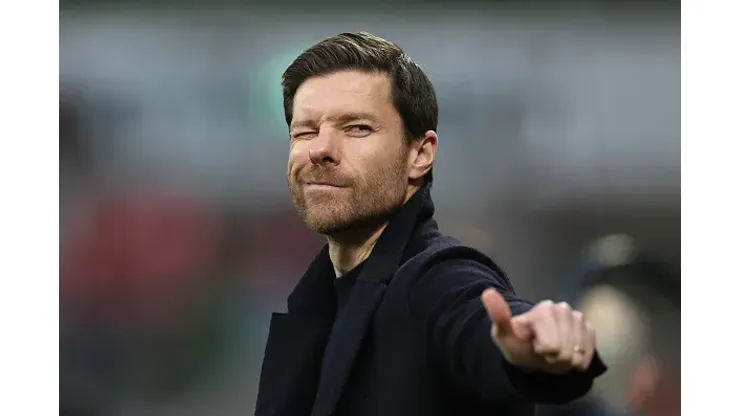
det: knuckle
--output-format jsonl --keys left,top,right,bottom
{"left": 532, "top": 300, "right": 553, "bottom": 316}
{"left": 572, "top": 310, "right": 584, "bottom": 322}
{"left": 553, "top": 302, "right": 571, "bottom": 318}
{"left": 539, "top": 299, "right": 555, "bottom": 309}
{"left": 536, "top": 300, "right": 558, "bottom": 316}
{"left": 535, "top": 342, "right": 557, "bottom": 354}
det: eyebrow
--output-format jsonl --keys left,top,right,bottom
{"left": 290, "top": 112, "right": 381, "bottom": 131}
{"left": 329, "top": 112, "right": 380, "bottom": 125}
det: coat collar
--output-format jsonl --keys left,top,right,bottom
{"left": 298, "top": 183, "right": 434, "bottom": 416}
{"left": 287, "top": 182, "right": 435, "bottom": 312}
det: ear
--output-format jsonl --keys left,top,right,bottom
{"left": 407, "top": 130, "right": 438, "bottom": 180}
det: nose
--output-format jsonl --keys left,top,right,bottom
{"left": 308, "top": 129, "right": 341, "bottom": 166}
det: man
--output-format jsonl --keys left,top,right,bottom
{"left": 255, "top": 32, "right": 606, "bottom": 416}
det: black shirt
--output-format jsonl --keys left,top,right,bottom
{"left": 334, "top": 261, "right": 366, "bottom": 315}
{"left": 316, "top": 261, "right": 367, "bottom": 389}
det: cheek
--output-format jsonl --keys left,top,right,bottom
{"left": 376, "top": 145, "right": 407, "bottom": 175}
{"left": 358, "top": 139, "right": 398, "bottom": 167}
{"left": 287, "top": 147, "right": 306, "bottom": 176}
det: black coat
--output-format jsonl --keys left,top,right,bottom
{"left": 255, "top": 185, "right": 606, "bottom": 416}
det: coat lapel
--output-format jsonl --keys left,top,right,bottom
{"left": 255, "top": 246, "right": 336, "bottom": 416}
{"left": 310, "top": 184, "right": 434, "bottom": 416}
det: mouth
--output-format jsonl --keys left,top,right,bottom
{"left": 304, "top": 181, "right": 346, "bottom": 189}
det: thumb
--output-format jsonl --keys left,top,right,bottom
{"left": 481, "top": 288, "right": 513, "bottom": 338}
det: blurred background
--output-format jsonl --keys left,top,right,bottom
{"left": 59, "top": 0, "right": 680, "bottom": 415}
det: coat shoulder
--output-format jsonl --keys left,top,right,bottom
{"left": 395, "top": 235, "right": 516, "bottom": 293}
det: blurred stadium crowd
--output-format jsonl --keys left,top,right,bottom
{"left": 60, "top": 1, "right": 680, "bottom": 415}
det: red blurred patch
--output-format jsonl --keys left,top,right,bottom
{"left": 60, "top": 188, "right": 221, "bottom": 333}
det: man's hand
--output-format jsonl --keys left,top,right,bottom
{"left": 481, "top": 288, "right": 596, "bottom": 374}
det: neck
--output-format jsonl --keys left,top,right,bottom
{"left": 327, "top": 224, "right": 387, "bottom": 277}
{"left": 327, "top": 184, "right": 423, "bottom": 277}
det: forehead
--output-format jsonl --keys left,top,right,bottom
{"left": 292, "top": 70, "right": 396, "bottom": 121}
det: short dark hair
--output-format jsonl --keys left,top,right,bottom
{"left": 282, "top": 32, "right": 438, "bottom": 146}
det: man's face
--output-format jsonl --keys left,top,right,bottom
{"left": 286, "top": 70, "right": 410, "bottom": 235}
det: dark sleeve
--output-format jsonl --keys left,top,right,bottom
{"left": 408, "top": 256, "right": 607, "bottom": 405}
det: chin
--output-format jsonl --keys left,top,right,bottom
{"left": 305, "top": 209, "right": 370, "bottom": 235}
{"left": 307, "top": 219, "right": 354, "bottom": 236}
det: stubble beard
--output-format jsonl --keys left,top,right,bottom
{"left": 288, "top": 151, "right": 409, "bottom": 236}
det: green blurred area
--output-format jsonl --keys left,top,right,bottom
{"left": 61, "top": 0, "right": 680, "bottom": 10}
